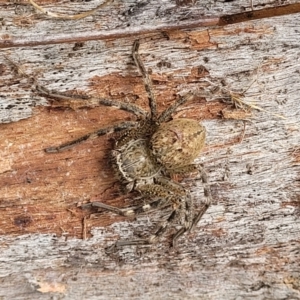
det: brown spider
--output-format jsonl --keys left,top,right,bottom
{"left": 35, "top": 41, "right": 211, "bottom": 252}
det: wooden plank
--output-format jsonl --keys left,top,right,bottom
{"left": 0, "top": 1, "right": 299, "bottom": 298}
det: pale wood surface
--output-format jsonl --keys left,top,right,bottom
{"left": 0, "top": 1, "right": 300, "bottom": 299}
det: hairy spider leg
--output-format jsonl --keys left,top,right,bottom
{"left": 82, "top": 196, "right": 171, "bottom": 218}
{"left": 132, "top": 40, "right": 157, "bottom": 121}
{"left": 189, "top": 166, "right": 212, "bottom": 230}
{"left": 158, "top": 92, "right": 194, "bottom": 123}
{"left": 105, "top": 209, "right": 178, "bottom": 253}
{"left": 44, "top": 121, "right": 136, "bottom": 153}
{"left": 172, "top": 204, "right": 209, "bottom": 246}
{"left": 37, "top": 85, "right": 147, "bottom": 119}
{"left": 84, "top": 180, "right": 184, "bottom": 219}
{"left": 172, "top": 165, "right": 212, "bottom": 245}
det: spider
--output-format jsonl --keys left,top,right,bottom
{"left": 34, "top": 41, "right": 212, "bottom": 252}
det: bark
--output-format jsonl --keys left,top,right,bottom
{"left": 0, "top": 0, "right": 299, "bottom": 299}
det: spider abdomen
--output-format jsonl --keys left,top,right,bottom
{"left": 151, "top": 119, "right": 206, "bottom": 169}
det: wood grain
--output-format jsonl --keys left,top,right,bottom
{"left": 0, "top": 1, "right": 299, "bottom": 299}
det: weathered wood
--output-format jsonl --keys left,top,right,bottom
{"left": 0, "top": 1, "right": 300, "bottom": 299}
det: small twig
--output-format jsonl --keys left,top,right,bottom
{"left": 29, "top": 0, "right": 113, "bottom": 20}
{"left": 230, "top": 92, "right": 286, "bottom": 120}
{"left": 203, "top": 78, "right": 286, "bottom": 120}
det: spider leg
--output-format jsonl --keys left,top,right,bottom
{"left": 190, "top": 165, "right": 212, "bottom": 230}
{"left": 172, "top": 165, "right": 212, "bottom": 246}
{"left": 82, "top": 197, "right": 171, "bottom": 218}
{"left": 172, "top": 204, "right": 209, "bottom": 246}
{"left": 83, "top": 181, "right": 181, "bottom": 220}
{"left": 45, "top": 121, "right": 136, "bottom": 153}
{"left": 165, "top": 164, "right": 198, "bottom": 178}
{"left": 105, "top": 209, "right": 178, "bottom": 253}
{"left": 158, "top": 92, "right": 194, "bottom": 123}
{"left": 37, "top": 85, "right": 147, "bottom": 118}
{"left": 132, "top": 40, "right": 157, "bottom": 121}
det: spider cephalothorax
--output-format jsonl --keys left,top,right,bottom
{"left": 41, "top": 41, "right": 211, "bottom": 252}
